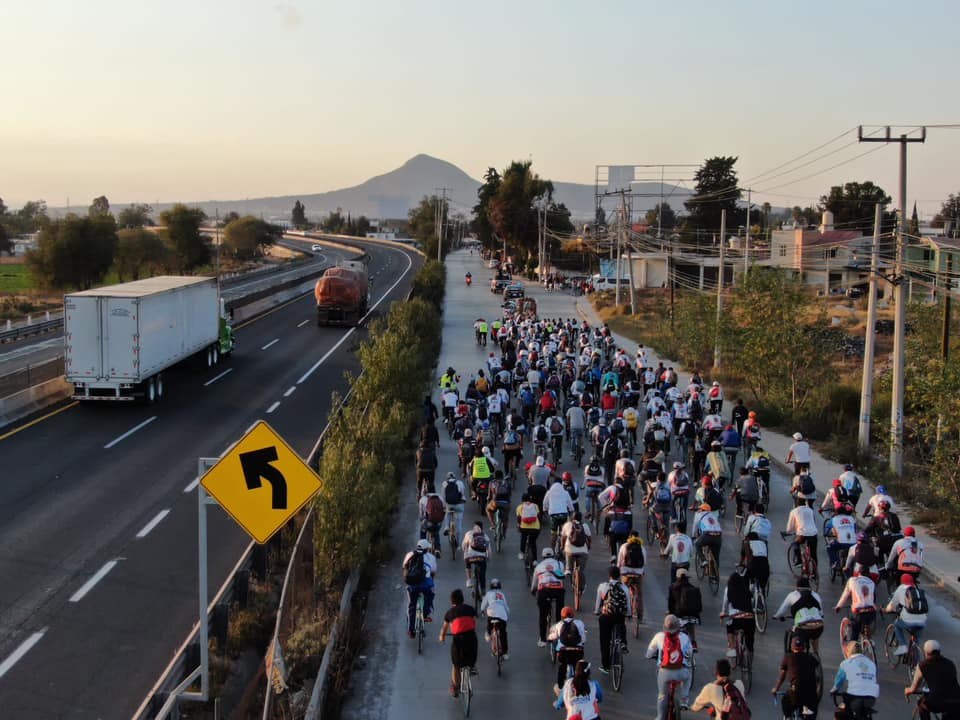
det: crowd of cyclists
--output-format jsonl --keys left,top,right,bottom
{"left": 402, "top": 293, "right": 960, "bottom": 719}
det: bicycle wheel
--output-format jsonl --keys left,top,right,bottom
{"left": 495, "top": 516, "right": 503, "bottom": 554}
{"left": 786, "top": 542, "right": 803, "bottom": 578}
{"left": 884, "top": 624, "right": 899, "bottom": 669}
{"left": 862, "top": 638, "right": 877, "bottom": 667}
{"left": 839, "top": 617, "right": 852, "bottom": 647}
{"left": 708, "top": 555, "right": 720, "bottom": 596}
{"left": 611, "top": 638, "right": 623, "bottom": 692}
{"left": 906, "top": 641, "right": 922, "bottom": 683}
{"left": 754, "top": 587, "right": 768, "bottom": 634}
{"left": 574, "top": 567, "right": 582, "bottom": 611}
{"left": 416, "top": 601, "right": 424, "bottom": 655}
{"left": 740, "top": 646, "right": 753, "bottom": 694}
{"left": 695, "top": 548, "right": 706, "bottom": 580}
{"left": 646, "top": 512, "right": 656, "bottom": 544}
{"left": 734, "top": 512, "right": 744, "bottom": 535}
{"left": 461, "top": 667, "right": 472, "bottom": 717}
{"left": 492, "top": 626, "right": 503, "bottom": 677}
{"left": 472, "top": 567, "right": 482, "bottom": 608}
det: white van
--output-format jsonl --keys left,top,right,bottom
{"left": 590, "top": 274, "right": 630, "bottom": 289}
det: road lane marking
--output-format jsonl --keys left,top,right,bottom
{"left": 261, "top": 338, "right": 279, "bottom": 350}
{"left": 183, "top": 477, "right": 200, "bottom": 493}
{"left": 297, "top": 319, "right": 310, "bottom": 328}
{"left": 103, "top": 416, "right": 157, "bottom": 449}
{"left": 69, "top": 560, "right": 118, "bottom": 602}
{"left": 267, "top": 401, "right": 281, "bottom": 414}
{"left": 283, "top": 386, "right": 296, "bottom": 397}
{"left": 297, "top": 248, "right": 414, "bottom": 385}
{"left": 203, "top": 368, "right": 233, "bottom": 386}
{"left": 0, "top": 401, "right": 79, "bottom": 442}
{"left": 136, "top": 509, "right": 170, "bottom": 539}
{"left": 0, "top": 629, "right": 47, "bottom": 679}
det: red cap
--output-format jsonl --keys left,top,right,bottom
{"left": 832, "top": 479, "right": 842, "bottom": 487}
{"left": 702, "top": 476, "right": 712, "bottom": 486}
{"left": 904, "top": 526, "right": 916, "bottom": 537}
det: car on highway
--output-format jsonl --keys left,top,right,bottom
{"left": 504, "top": 283, "right": 525, "bottom": 299}
{"left": 311, "top": 244, "right": 323, "bottom": 251}
{"left": 490, "top": 276, "right": 511, "bottom": 294}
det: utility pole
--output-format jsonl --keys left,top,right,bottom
{"left": 615, "top": 191, "right": 625, "bottom": 306}
{"left": 858, "top": 204, "right": 883, "bottom": 452}
{"left": 714, "top": 209, "right": 726, "bottom": 369}
{"left": 858, "top": 126, "right": 926, "bottom": 475}
{"left": 744, "top": 188, "right": 751, "bottom": 276}
{"left": 433, "top": 188, "right": 450, "bottom": 262}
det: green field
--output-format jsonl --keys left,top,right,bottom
{"left": 0, "top": 264, "right": 32, "bottom": 293}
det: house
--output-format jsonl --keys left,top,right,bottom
{"left": 906, "top": 235, "right": 960, "bottom": 298}
{"left": 768, "top": 224, "right": 868, "bottom": 292}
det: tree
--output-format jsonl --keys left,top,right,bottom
{"left": 27, "top": 214, "right": 117, "bottom": 289}
{"left": 472, "top": 167, "right": 501, "bottom": 250}
{"left": 408, "top": 195, "right": 449, "bottom": 259}
{"left": 3, "top": 200, "right": 49, "bottom": 235}
{"left": 487, "top": 160, "right": 553, "bottom": 263}
{"left": 88, "top": 195, "right": 111, "bottom": 218}
{"left": 791, "top": 205, "right": 820, "bottom": 227}
{"left": 931, "top": 192, "right": 960, "bottom": 236}
{"left": 221, "top": 211, "right": 241, "bottom": 226}
{"left": 818, "top": 181, "right": 892, "bottom": 232}
{"left": 114, "top": 228, "right": 167, "bottom": 281}
{"left": 685, "top": 156, "right": 741, "bottom": 235}
{"left": 291, "top": 200, "right": 308, "bottom": 229}
{"left": 159, "top": 204, "right": 209, "bottom": 272}
{"left": 117, "top": 203, "right": 154, "bottom": 228}
{"left": 321, "top": 210, "right": 345, "bottom": 234}
{"left": 223, "top": 216, "right": 279, "bottom": 260}
{"left": 644, "top": 202, "right": 677, "bottom": 233}
{"left": 0, "top": 223, "right": 10, "bottom": 256}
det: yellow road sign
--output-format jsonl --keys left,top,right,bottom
{"left": 200, "top": 420, "right": 321, "bottom": 543}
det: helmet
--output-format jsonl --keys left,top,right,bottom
{"left": 673, "top": 461, "right": 684, "bottom": 469}
{"left": 702, "top": 476, "right": 713, "bottom": 487}
{"left": 904, "top": 526, "right": 916, "bottom": 537}
{"left": 464, "top": 428, "right": 473, "bottom": 438}
{"left": 712, "top": 381, "right": 720, "bottom": 387}
{"left": 793, "top": 432, "right": 803, "bottom": 441}
{"left": 748, "top": 411, "right": 757, "bottom": 419}
{"left": 599, "top": 417, "right": 607, "bottom": 426}
{"left": 562, "top": 471, "right": 573, "bottom": 483}
{"left": 542, "top": 547, "right": 554, "bottom": 559}
{"left": 877, "top": 485, "right": 887, "bottom": 494}
{"left": 832, "top": 479, "right": 842, "bottom": 487}
{"left": 711, "top": 440, "right": 722, "bottom": 448}
{"left": 561, "top": 606, "right": 575, "bottom": 619}
{"left": 482, "top": 446, "right": 491, "bottom": 456}
{"left": 416, "top": 539, "right": 431, "bottom": 551}
{"left": 857, "top": 532, "right": 867, "bottom": 542}
{"left": 536, "top": 456, "right": 545, "bottom": 467}
{"left": 901, "top": 574, "right": 915, "bottom": 586}
{"left": 844, "top": 463, "right": 854, "bottom": 471}
{"left": 490, "top": 578, "right": 502, "bottom": 589}
{"left": 925, "top": 640, "right": 942, "bottom": 654}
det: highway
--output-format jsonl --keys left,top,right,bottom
{"left": 0, "top": 238, "right": 422, "bottom": 719}
{"left": 345, "top": 249, "right": 960, "bottom": 720}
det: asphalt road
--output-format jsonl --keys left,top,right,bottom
{"left": 343, "top": 249, "right": 960, "bottom": 720}
{"left": 0, "top": 239, "right": 422, "bottom": 719}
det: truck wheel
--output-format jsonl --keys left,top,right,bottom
{"left": 156, "top": 374, "right": 164, "bottom": 400}
{"left": 146, "top": 377, "right": 157, "bottom": 404}
{"left": 212, "top": 345, "right": 220, "bottom": 365}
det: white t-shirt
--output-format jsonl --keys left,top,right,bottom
{"left": 402, "top": 550, "right": 438, "bottom": 580}
{"left": 462, "top": 529, "right": 491, "bottom": 561}
{"left": 617, "top": 541, "right": 647, "bottom": 575}
{"left": 562, "top": 519, "right": 592, "bottom": 556}
{"left": 665, "top": 533, "right": 693, "bottom": 564}
{"left": 838, "top": 576, "right": 876, "bottom": 612}
{"left": 480, "top": 589, "right": 510, "bottom": 621}
{"left": 789, "top": 440, "right": 811, "bottom": 463}
{"left": 787, "top": 505, "right": 819, "bottom": 537}
{"left": 832, "top": 515, "right": 858, "bottom": 545}
{"left": 835, "top": 654, "right": 879, "bottom": 698}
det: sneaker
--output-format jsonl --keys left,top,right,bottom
{"left": 502, "top": 654, "right": 509, "bottom": 660}
{"left": 538, "top": 640, "right": 547, "bottom": 648}
{"left": 610, "top": 555, "right": 616, "bottom": 563}
{"left": 598, "top": 666, "right": 610, "bottom": 675}
{"left": 894, "top": 645, "right": 909, "bottom": 656}
{"left": 726, "top": 648, "right": 737, "bottom": 658}
{"left": 564, "top": 570, "right": 571, "bottom": 577}
{"left": 443, "top": 529, "right": 449, "bottom": 536}
{"left": 466, "top": 579, "right": 473, "bottom": 588}
{"left": 449, "top": 684, "right": 459, "bottom": 698}
{"left": 680, "top": 703, "right": 689, "bottom": 711}
{"left": 518, "top": 552, "right": 525, "bottom": 560}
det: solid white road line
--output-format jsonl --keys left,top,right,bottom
{"left": 103, "top": 416, "right": 157, "bottom": 449}
{"left": 0, "top": 629, "right": 47, "bottom": 679}
{"left": 297, "top": 319, "right": 310, "bottom": 328}
{"left": 283, "top": 386, "right": 296, "bottom": 397}
{"left": 261, "top": 338, "right": 279, "bottom": 350}
{"left": 136, "top": 509, "right": 170, "bottom": 539}
{"left": 69, "top": 560, "right": 118, "bottom": 602}
{"left": 266, "top": 401, "right": 281, "bottom": 414}
{"left": 296, "top": 248, "right": 414, "bottom": 385}
{"left": 203, "top": 368, "right": 233, "bottom": 386}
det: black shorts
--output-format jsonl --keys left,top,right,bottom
{"left": 451, "top": 632, "right": 478, "bottom": 668}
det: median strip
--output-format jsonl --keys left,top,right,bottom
{"left": 103, "top": 416, "right": 157, "bottom": 449}
{"left": 69, "top": 560, "right": 118, "bottom": 602}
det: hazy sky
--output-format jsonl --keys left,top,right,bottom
{"left": 2, "top": 0, "right": 959, "bottom": 216}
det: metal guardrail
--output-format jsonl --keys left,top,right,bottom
{"left": 0, "top": 317, "right": 63, "bottom": 344}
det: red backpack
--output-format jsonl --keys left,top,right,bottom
{"left": 660, "top": 631, "right": 683, "bottom": 669}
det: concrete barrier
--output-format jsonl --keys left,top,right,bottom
{"left": 0, "top": 376, "right": 73, "bottom": 427}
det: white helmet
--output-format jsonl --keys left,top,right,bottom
{"left": 542, "top": 547, "right": 554, "bottom": 559}
{"left": 416, "top": 539, "right": 431, "bottom": 551}
{"left": 793, "top": 432, "right": 803, "bottom": 441}
{"left": 535, "top": 455, "right": 545, "bottom": 466}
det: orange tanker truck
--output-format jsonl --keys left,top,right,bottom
{"left": 314, "top": 260, "right": 370, "bottom": 326}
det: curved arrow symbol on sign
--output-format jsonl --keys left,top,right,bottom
{"left": 239, "top": 447, "right": 288, "bottom": 510}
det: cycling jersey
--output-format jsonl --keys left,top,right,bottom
{"left": 838, "top": 576, "right": 876, "bottom": 613}
{"left": 665, "top": 533, "right": 693, "bottom": 564}
{"left": 831, "top": 515, "right": 857, "bottom": 545}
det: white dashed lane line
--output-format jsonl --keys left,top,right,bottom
{"left": 297, "top": 319, "right": 310, "bottom": 328}
{"left": 69, "top": 560, "right": 119, "bottom": 603}
{"left": 266, "top": 401, "right": 281, "bottom": 414}
{"left": 0, "top": 629, "right": 47, "bottom": 679}
{"left": 104, "top": 416, "right": 157, "bottom": 449}
{"left": 261, "top": 338, "right": 279, "bottom": 350}
{"left": 136, "top": 509, "right": 170, "bottom": 539}
{"left": 283, "top": 386, "right": 296, "bottom": 398}
{"left": 203, "top": 368, "right": 233, "bottom": 386}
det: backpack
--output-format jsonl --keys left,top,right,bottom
{"left": 853, "top": 541, "right": 877, "bottom": 568}
{"left": 660, "top": 631, "right": 684, "bottom": 669}
{"left": 460, "top": 441, "right": 476, "bottom": 463}
{"left": 520, "top": 502, "right": 539, "bottom": 525}
{"left": 705, "top": 486, "right": 722, "bottom": 511}
{"left": 799, "top": 474, "right": 816, "bottom": 496}
{"left": 834, "top": 485, "right": 850, "bottom": 503}
{"left": 521, "top": 388, "right": 535, "bottom": 406}
{"left": 416, "top": 445, "right": 436, "bottom": 470}
{"left": 720, "top": 681, "right": 752, "bottom": 720}
{"left": 602, "top": 581, "right": 629, "bottom": 616}
{"left": 535, "top": 425, "right": 549, "bottom": 443}
{"left": 674, "top": 472, "right": 689, "bottom": 489}
{"left": 504, "top": 430, "right": 520, "bottom": 448}
{"left": 569, "top": 521, "right": 587, "bottom": 547}
{"left": 656, "top": 483, "right": 673, "bottom": 504}
{"left": 904, "top": 586, "right": 929, "bottom": 614}
{"left": 851, "top": 475, "right": 863, "bottom": 496}
{"left": 595, "top": 425, "right": 610, "bottom": 447}
{"left": 886, "top": 512, "right": 902, "bottom": 534}
{"left": 425, "top": 495, "right": 444, "bottom": 524}
{"left": 558, "top": 619, "right": 581, "bottom": 647}
{"left": 404, "top": 551, "right": 427, "bottom": 585}
{"left": 677, "top": 583, "right": 703, "bottom": 616}
{"left": 627, "top": 542, "right": 645, "bottom": 568}
{"left": 444, "top": 479, "right": 464, "bottom": 505}
{"left": 550, "top": 417, "right": 563, "bottom": 434}
{"left": 689, "top": 399, "right": 703, "bottom": 420}
{"left": 470, "top": 532, "right": 488, "bottom": 553}
{"left": 755, "top": 455, "right": 770, "bottom": 470}
{"left": 476, "top": 376, "right": 489, "bottom": 393}
{"left": 727, "top": 575, "right": 752, "bottom": 612}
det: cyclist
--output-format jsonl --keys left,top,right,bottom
{"left": 720, "top": 424, "right": 741, "bottom": 474}
{"left": 439, "top": 588, "right": 478, "bottom": 698}
{"left": 645, "top": 472, "right": 674, "bottom": 539}
{"left": 668, "top": 569, "right": 703, "bottom": 650}
{"left": 905, "top": 640, "right": 960, "bottom": 720}
{"left": 707, "top": 380, "right": 724, "bottom": 415}
{"left": 821, "top": 478, "right": 851, "bottom": 514}
{"left": 548, "top": 606, "right": 587, "bottom": 695}
{"left": 693, "top": 503, "right": 722, "bottom": 573}
{"left": 562, "top": 509, "right": 591, "bottom": 575}
{"left": 731, "top": 466, "right": 759, "bottom": 519}
{"left": 773, "top": 577, "right": 824, "bottom": 654}
{"left": 622, "top": 404, "right": 641, "bottom": 448}
{"left": 554, "top": 659, "right": 604, "bottom": 720}
{"left": 458, "top": 428, "right": 476, "bottom": 478}
{"left": 772, "top": 635, "right": 820, "bottom": 718}
{"left": 468, "top": 446, "right": 496, "bottom": 502}
{"left": 785, "top": 431, "right": 811, "bottom": 476}
{"left": 415, "top": 440, "right": 438, "bottom": 496}
{"left": 419, "top": 484, "right": 446, "bottom": 555}
{"left": 825, "top": 502, "right": 858, "bottom": 572}
{"left": 462, "top": 520, "right": 491, "bottom": 592}
{"left": 664, "top": 522, "right": 694, "bottom": 584}
{"left": 721, "top": 565, "right": 756, "bottom": 659}
{"left": 595, "top": 566, "right": 631, "bottom": 674}
{"left": 602, "top": 499, "right": 633, "bottom": 562}
{"left": 741, "top": 529, "right": 770, "bottom": 597}
{"left": 548, "top": 412, "right": 566, "bottom": 463}
{"left": 668, "top": 462, "right": 691, "bottom": 523}
{"left": 886, "top": 526, "right": 924, "bottom": 583}
{"left": 646, "top": 614, "right": 694, "bottom": 719}
{"left": 838, "top": 463, "right": 864, "bottom": 510}
{"left": 615, "top": 448, "right": 638, "bottom": 504}
{"left": 618, "top": 531, "right": 647, "bottom": 624}
{"left": 566, "top": 401, "right": 587, "bottom": 459}
{"left": 480, "top": 578, "right": 510, "bottom": 661}
{"left": 785, "top": 497, "right": 819, "bottom": 569}
{"left": 545, "top": 476, "right": 575, "bottom": 541}
{"left": 791, "top": 470, "right": 818, "bottom": 508}
{"left": 485, "top": 471, "right": 512, "bottom": 534}
{"left": 441, "top": 472, "right": 467, "bottom": 542}
{"left": 832, "top": 640, "right": 879, "bottom": 718}
{"left": 704, "top": 440, "right": 731, "bottom": 491}
{"left": 441, "top": 386, "right": 459, "bottom": 428}
{"left": 561, "top": 470, "right": 581, "bottom": 515}
{"left": 695, "top": 476, "right": 723, "bottom": 513}
{"left": 864, "top": 485, "right": 895, "bottom": 517}
{"left": 403, "top": 539, "right": 437, "bottom": 639}
{"left": 516, "top": 492, "right": 541, "bottom": 561}
{"left": 835, "top": 568, "right": 878, "bottom": 645}
{"left": 885, "top": 573, "right": 928, "bottom": 656}
{"left": 744, "top": 444, "right": 771, "bottom": 488}
{"left": 583, "top": 456, "right": 606, "bottom": 519}
{"left": 691, "top": 658, "right": 748, "bottom": 718}
{"left": 744, "top": 503, "right": 772, "bottom": 541}
{"left": 532, "top": 547, "right": 566, "bottom": 647}
{"left": 439, "top": 366, "right": 459, "bottom": 391}
{"left": 846, "top": 531, "right": 881, "bottom": 581}
{"left": 528, "top": 454, "right": 553, "bottom": 488}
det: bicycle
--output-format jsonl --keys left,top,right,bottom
{"left": 470, "top": 561, "right": 483, "bottom": 609}
{"left": 523, "top": 537, "right": 537, "bottom": 586}
{"left": 722, "top": 613, "right": 754, "bottom": 694}
{"left": 415, "top": 593, "right": 426, "bottom": 654}
{"left": 672, "top": 492, "right": 689, "bottom": 528}
{"left": 782, "top": 532, "right": 819, "bottom": 591}
{"left": 665, "top": 677, "right": 685, "bottom": 720}
{"left": 625, "top": 575, "right": 643, "bottom": 638}
{"left": 839, "top": 612, "right": 879, "bottom": 667}
{"left": 779, "top": 620, "right": 824, "bottom": 699}
{"left": 695, "top": 543, "right": 720, "bottom": 596}
{"left": 459, "top": 664, "right": 474, "bottom": 717}
{"left": 775, "top": 690, "right": 803, "bottom": 720}
{"left": 492, "top": 507, "right": 506, "bottom": 553}
{"left": 832, "top": 690, "right": 878, "bottom": 719}
{"left": 446, "top": 509, "right": 460, "bottom": 562}
{"left": 751, "top": 577, "right": 768, "bottom": 633}
{"left": 610, "top": 622, "right": 626, "bottom": 692}
{"left": 908, "top": 690, "right": 946, "bottom": 720}
{"left": 489, "top": 618, "right": 506, "bottom": 676}
{"left": 586, "top": 490, "right": 602, "bottom": 535}
{"left": 884, "top": 622, "right": 923, "bottom": 682}
{"left": 571, "top": 432, "right": 585, "bottom": 467}
{"left": 571, "top": 557, "right": 586, "bottom": 611}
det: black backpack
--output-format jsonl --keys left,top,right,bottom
{"left": 460, "top": 441, "right": 476, "bottom": 463}
{"left": 886, "top": 512, "right": 902, "bottom": 534}
{"left": 558, "top": 619, "right": 581, "bottom": 647}
{"left": 853, "top": 541, "right": 877, "bottom": 568}
{"left": 904, "top": 586, "right": 929, "bottom": 614}
{"left": 626, "top": 542, "right": 645, "bottom": 568}
{"left": 444, "top": 479, "right": 464, "bottom": 505}
{"left": 799, "top": 474, "right": 816, "bottom": 495}
{"left": 404, "top": 551, "right": 427, "bottom": 585}
{"left": 536, "top": 425, "right": 549, "bottom": 443}
{"left": 677, "top": 582, "right": 702, "bottom": 616}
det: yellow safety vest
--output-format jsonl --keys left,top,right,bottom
{"left": 472, "top": 456, "right": 492, "bottom": 479}
{"left": 479, "top": 322, "right": 488, "bottom": 333}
